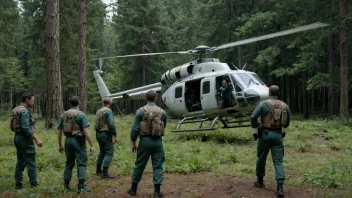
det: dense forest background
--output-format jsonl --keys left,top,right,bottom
{"left": 0, "top": 0, "right": 351, "bottom": 122}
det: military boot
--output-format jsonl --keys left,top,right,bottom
{"left": 64, "top": 180, "right": 72, "bottom": 191}
{"left": 276, "top": 180, "right": 284, "bottom": 197}
{"left": 127, "top": 182, "right": 138, "bottom": 196}
{"left": 154, "top": 184, "right": 164, "bottom": 198}
{"left": 15, "top": 182, "right": 23, "bottom": 190}
{"left": 102, "top": 167, "right": 116, "bottom": 179}
{"left": 254, "top": 176, "right": 264, "bottom": 188}
{"left": 77, "top": 179, "right": 91, "bottom": 194}
{"left": 30, "top": 182, "right": 38, "bottom": 188}
{"left": 96, "top": 165, "right": 102, "bottom": 175}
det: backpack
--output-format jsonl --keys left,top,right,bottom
{"left": 262, "top": 100, "right": 288, "bottom": 128}
{"left": 94, "top": 107, "right": 111, "bottom": 131}
{"left": 139, "top": 106, "right": 165, "bottom": 137}
{"left": 10, "top": 106, "right": 26, "bottom": 132}
{"left": 62, "top": 109, "right": 82, "bottom": 136}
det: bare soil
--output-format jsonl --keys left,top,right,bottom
{"left": 64, "top": 172, "right": 318, "bottom": 198}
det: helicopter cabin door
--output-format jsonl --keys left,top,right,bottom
{"left": 171, "top": 82, "right": 187, "bottom": 115}
{"left": 200, "top": 77, "right": 218, "bottom": 110}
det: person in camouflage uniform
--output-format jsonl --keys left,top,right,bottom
{"left": 251, "top": 85, "right": 290, "bottom": 198}
{"left": 57, "top": 96, "right": 94, "bottom": 194}
{"left": 95, "top": 97, "right": 118, "bottom": 178}
{"left": 128, "top": 90, "right": 167, "bottom": 198}
{"left": 12, "top": 93, "right": 43, "bottom": 189}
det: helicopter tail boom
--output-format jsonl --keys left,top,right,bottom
{"left": 93, "top": 70, "right": 111, "bottom": 100}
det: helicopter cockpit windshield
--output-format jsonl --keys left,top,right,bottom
{"left": 233, "top": 73, "right": 261, "bottom": 88}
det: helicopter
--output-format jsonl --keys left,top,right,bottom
{"left": 93, "top": 22, "right": 328, "bottom": 132}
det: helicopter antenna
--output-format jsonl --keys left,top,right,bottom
{"left": 231, "top": 63, "right": 239, "bottom": 70}
{"left": 242, "top": 63, "right": 247, "bottom": 70}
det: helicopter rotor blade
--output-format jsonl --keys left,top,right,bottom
{"left": 95, "top": 51, "right": 191, "bottom": 61}
{"left": 211, "top": 22, "right": 329, "bottom": 51}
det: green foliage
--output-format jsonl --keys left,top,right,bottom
{"left": 303, "top": 161, "right": 352, "bottom": 188}
{"left": 0, "top": 115, "right": 352, "bottom": 196}
{"left": 307, "top": 73, "right": 330, "bottom": 90}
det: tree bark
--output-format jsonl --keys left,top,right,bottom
{"left": 45, "top": 0, "right": 63, "bottom": 129}
{"left": 78, "top": 0, "right": 87, "bottom": 112}
{"left": 339, "top": 0, "right": 348, "bottom": 116}
{"left": 302, "top": 72, "right": 309, "bottom": 119}
{"left": 328, "top": 36, "right": 339, "bottom": 115}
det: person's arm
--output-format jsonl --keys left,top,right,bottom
{"left": 57, "top": 117, "right": 64, "bottom": 153}
{"left": 79, "top": 114, "right": 94, "bottom": 155}
{"left": 105, "top": 110, "right": 117, "bottom": 139}
{"left": 162, "top": 110, "right": 167, "bottom": 128}
{"left": 58, "top": 130, "right": 64, "bottom": 153}
{"left": 284, "top": 106, "right": 291, "bottom": 128}
{"left": 130, "top": 109, "right": 144, "bottom": 153}
{"left": 20, "top": 110, "right": 35, "bottom": 137}
{"left": 21, "top": 110, "right": 42, "bottom": 147}
{"left": 83, "top": 127, "right": 94, "bottom": 155}
{"left": 130, "top": 109, "right": 143, "bottom": 143}
{"left": 250, "top": 102, "right": 264, "bottom": 129}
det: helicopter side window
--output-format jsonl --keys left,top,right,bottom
{"left": 202, "top": 81, "right": 210, "bottom": 94}
{"left": 175, "top": 86, "right": 183, "bottom": 98}
{"left": 230, "top": 75, "right": 243, "bottom": 92}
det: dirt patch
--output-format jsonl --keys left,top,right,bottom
{"left": 64, "top": 172, "right": 318, "bottom": 198}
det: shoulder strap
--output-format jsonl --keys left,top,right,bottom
{"left": 102, "top": 107, "right": 111, "bottom": 113}
{"left": 279, "top": 101, "right": 287, "bottom": 110}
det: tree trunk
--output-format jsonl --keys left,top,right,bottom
{"left": 302, "top": 72, "right": 309, "bottom": 119}
{"left": 45, "top": 0, "right": 63, "bottom": 129}
{"left": 328, "top": 36, "right": 339, "bottom": 115}
{"left": 10, "top": 75, "right": 13, "bottom": 110}
{"left": 339, "top": 0, "right": 348, "bottom": 116}
{"left": 78, "top": 0, "right": 87, "bottom": 112}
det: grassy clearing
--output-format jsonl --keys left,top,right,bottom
{"left": 0, "top": 115, "right": 351, "bottom": 197}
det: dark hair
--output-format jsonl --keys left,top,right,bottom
{"left": 269, "top": 85, "right": 280, "bottom": 96}
{"left": 146, "top": 90, "right": 157, "bottom": 102}
{"left": 103, "top": 97, "right": 112, "bottom": 105}
{"left": 70, "top": 96, "right": 80, "bottom": 107}
{"left": 21, "top": 93, "right": 34, "bottom": 102}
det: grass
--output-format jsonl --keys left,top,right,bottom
{"left": 0, "top": 115, "right": 352, "bottom": 197}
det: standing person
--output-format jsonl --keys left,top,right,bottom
{"left": 250, "top": 85, "right": 290, "bottom": 197}
{"left": 11, "top": 93, "right": 43, "bottom": 189}
{"left": 57, "top": 96, "right": 94, "bottom": 193}
{"left": 127, "top": 90, "right": 167, "bottom": 198}
{"left": 94, "top": 97, "right": 118, "bottom": 178}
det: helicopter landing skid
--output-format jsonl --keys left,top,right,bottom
{"left": 219, "top": 116, "right": 251, "bottom": 129}
{"left": 172, "top": 116, "right": 221, "bottom": 132}
{"left": 172, "top": 116, "right": 251, "bottom": 132}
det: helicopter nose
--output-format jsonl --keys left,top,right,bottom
{"left": 244, "top": 89, "right": 260, "bottom": 105}
{"left": 244, "top": 86, "right": 269, "bottom": 104}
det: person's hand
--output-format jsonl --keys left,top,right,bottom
{"left": 131, "top": 142, "right": 137, "bottom": 153}
{"left": 59, "top": 145, "right": 64, "bottom": 153}
{"left": 253, "top": 133, "right": 259, "bottom": 141}
{"left": 253, "top": 128, "right": 259, "bottom": 141}
{"left": 113, "top": 136, "right": 118, "bottom": 143}
{"left": 35, "top": 139, "right": 43, "bottom": 147}
{"left": 90, "top": 147, "right": 94, "bottom": 156}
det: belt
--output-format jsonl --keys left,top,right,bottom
{"left": 140, "top": 135, "right": 161, "bottom": 139}
{"left": 262, "top": 127, "right": 282, "bottom": 131}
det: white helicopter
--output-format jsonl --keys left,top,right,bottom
{"left": 93, "top": 22, "right": 328, "bottom": 132}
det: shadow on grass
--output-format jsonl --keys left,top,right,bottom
{"left": 176, "top": 133, "right": 252, "bottom": 145}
